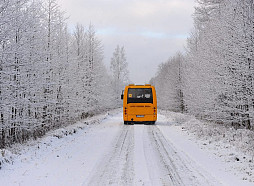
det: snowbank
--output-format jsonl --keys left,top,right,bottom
{"left": 159, "top": 110, "right": 254, "bottom": 183}
{"left": 0, "top": 108, "right": 121, "bottom": 170}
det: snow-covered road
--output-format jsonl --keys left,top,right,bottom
{"left": 0, "top": 111, "right": 252, "bottom": 186}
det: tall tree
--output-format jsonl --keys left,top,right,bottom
{"left": 110, "top": 45, "right": 129, "bottom": 107}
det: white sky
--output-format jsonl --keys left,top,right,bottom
{"left": 57, "top": 0, "right": 196, "bottom": 84}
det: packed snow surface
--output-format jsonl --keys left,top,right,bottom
{"left": 0, "top": 110, "right": 253, "bottom": 186}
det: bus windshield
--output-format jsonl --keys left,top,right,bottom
{"left": 127, "top": 88, "right": 153, "bottom": 104}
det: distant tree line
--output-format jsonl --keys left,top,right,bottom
{"left": 151, "top": 0, "right": 254, "bottom": 130}
{"left": 0, "top": 0, "right": 128, "bottom": 148}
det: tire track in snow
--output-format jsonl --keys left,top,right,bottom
{"left": 86, "top": 125, "right": 134, "bottom": 186}
{"left": 146, "top": 125, "right": 220, "bottom": 186}
{"left": 144, "top": 125, "right": 183, "bottom": 186}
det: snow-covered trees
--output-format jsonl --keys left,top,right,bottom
{"left": 184, "top": 0, "right": 254, "bottom": 128}
{"left": 110, "top": 45, "right": 129, "bottom": 107}
{"left": 150, "top": 53, "right": 184, "bottom": 112}
{"left": 0, "top": 0, "right": 117, "bottom": 148}
{"left": 151, "top": 0, "right": 254, "bottom": 129}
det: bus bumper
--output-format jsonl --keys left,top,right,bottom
{"left": 124, "top": 114, "right": 157, "bottom": 123}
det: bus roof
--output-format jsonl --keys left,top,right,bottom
{"left": 127, "top": 84, "right": 153, "bottom": 88}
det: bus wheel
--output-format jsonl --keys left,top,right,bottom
{"left": 124, "top": 121, "right": 128, "bottom": 125}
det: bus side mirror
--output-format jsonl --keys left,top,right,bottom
{"left": 121, "top": 90, "right": 124, "bottom": 100}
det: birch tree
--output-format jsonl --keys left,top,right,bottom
{"left": 110, "top": 45, "right": 129, "bottom": 107}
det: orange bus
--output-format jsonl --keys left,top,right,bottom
{"left": 121, "top": 84, "right": 157, "bottom": 124}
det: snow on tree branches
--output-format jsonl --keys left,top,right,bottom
{"left": 0, "top": 0, "right": 117, "bottom": 148}
{"left": 110, "top": 45, "right": 129, "bottom": 107}
{"left": 151, "top": 0, "right": 254, "bottom": 130}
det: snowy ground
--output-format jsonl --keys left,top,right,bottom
{"left": 159, "top": 110, "right": 254, "bottom": 184}
{"left": 0, "top": 110, "right": 253, "bottom": 186}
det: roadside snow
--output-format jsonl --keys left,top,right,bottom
{"left": 0, "top": 109, "right": 123, "bottom": 186}
{"left": 0, "top": 109, "right": 120, "bottom": 170}
{"left": 159, "top": 110, "right": 254, "bottom": 185}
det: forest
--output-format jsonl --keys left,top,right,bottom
{"left": 0, "top": 0, "right": 128, "bottom": 148}
{"left": 151, "top": 0, "right": 254, "bottom": 130}
{"left": 2, "top": 0, "right": 254, "bottom": 149}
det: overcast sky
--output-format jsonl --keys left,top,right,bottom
{"left": 57, "top": 0, "right": 196, "bottom": 84}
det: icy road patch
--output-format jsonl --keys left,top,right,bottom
{"left": 0, "top": 110, "right": 253, "bottom": 186}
